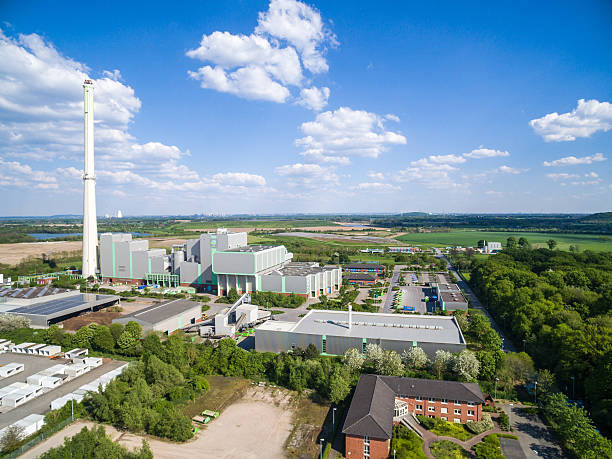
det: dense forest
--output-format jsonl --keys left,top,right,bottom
{"left": 464, "top": 247, "right": 611, "bottom": 437}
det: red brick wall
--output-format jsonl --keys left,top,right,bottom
{"left": 397, "top": 396, "right": 481, "bottom": 423}
{"left": 345, "top": 434, "right": 390, "bottom": 459}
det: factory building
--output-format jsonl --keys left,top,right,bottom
{"left": 100, "top": 233, "right": 173, "bottom": 286}
{"left": 344, "top": 273, "right": 377, "bottom": 286}
{"left": 99, "top": 229, "right": 342, "bottom": 298}
{"left": 343, "top": 374, "right": 485, "bottom": 459}
{"left": 255, "top": 309, "right": 466, "bottom": 357}
{"left": 112, "top": 299, "right": 202, "bottom": 335}
{"left": 484, "top": 241, "right": 502, "bottom": 254}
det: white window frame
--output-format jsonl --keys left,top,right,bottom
{"left": 415, "top": 396, "right": 422, "bottom": 401}
{"left": 453, "top": 418, "right": 461, "bottom": 423}
{"left": 467, "top": 410, "right": 475, "bottom": 416}
{"left": 467, "top": 402, "right": 475, "bottom": 407}
{"left": 428, "top": 406, "right": 436, "bottom": 412}
{"left": 441, "top": 398, "right": 448, "bottom": 404}
{"left": 364, "top": 436, "right": 370, "bottom": 445}
{"left": 441, "top": 407, "right": 448, "bottom": 414}
{"left": 428, "top": 397, "right": 436, "bottom": 402}
{"left": 454, "top": 400, "right": 461, "bottom": 405}
{"left": 416, "top": 405, "right": 423, "bottom": 411}
{"left": 454, "top": 409, "right": 461, "bottom": 415}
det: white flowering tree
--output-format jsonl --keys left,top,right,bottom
{"left": 453, "top": 350, "right": 480, "bottom": 381}
{"left": 402, "top": 347, "right": 430, "bottom": 370}
{"left": 343, "top": 348, "right": 363, "bottom": 373}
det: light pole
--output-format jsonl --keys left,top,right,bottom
{"left": 319, "top": 438, "right": 324, "bottom": 459}
{"left": 494, "top": 378, "right": 499, "bottom": 400}
{"left": 332, "top": 407, "right": 336, "bottom": 428}
{"left": 522, "top": 339, "right": 526, "bottom": 353}
{"left": 501, "top": 337, "right": 504, "bottom": 350}
{"left": 71, "top": 398, "right": 74, "bottom": 421}
{"left": 393, "top": 449, "right": 396, "bottom": 459}
{"left": 571, "top": 376, "right": 575, "bottom": 400}
{"left": 534, "top": 381, "right": 538, "bottom": 405}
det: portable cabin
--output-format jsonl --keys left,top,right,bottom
{"left": 0, "top": 363, "right": 24, "bottom": 378}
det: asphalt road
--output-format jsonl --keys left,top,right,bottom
{"left": 438, "top": 253, "right": 516, "bottom": 353}
{"left": 382, "top": 266, "right": 401, "bottom": 313}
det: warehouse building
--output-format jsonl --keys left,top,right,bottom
{"left": 0, "top": 287, "right": 77, "bottom": 307}
{"left": 343, "top": 374, "right": 485, "bottom": 459}
{"left": 113, "top": 299, "right": 202, "bottom": 335}
{"left": 255, "top": 309, "right": 466, "bottom": 357}
{"left": 387, "top": 246, "right": 420, "bottom": 253}
{"left": 343, "top": 263, "right": 386, "bottom": 276}
{"left": 0, "top": 293, "right": 119, "bottom": 327}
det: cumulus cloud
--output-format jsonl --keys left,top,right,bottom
{"left": 367, "top": 171, "right": 385, "bottom": 181}
{"left": 542, "top": 152, "right": 607, "bottom": 167}
{"left": 463, "top": 148, "right": 510, "bottom": 159}
{"left": 0, "top": 30, "right": 271, "bottom": 201}
{"left": 428, "top": 154, "right": 466, "bottom": 164}
{"left": 355, "top": 182, "right": 400, "bottom": 192}
{"left": 187, "top": 0, "right": 335, "bottom": 109}
{"left": 296, "top": 107, "right": 406, "bottom": 163}
{"left": 497, "top": 165, "right": 522, "bottom": 174}
{"left": 392, "top": 157, "right": 464, "bottom": 190}
{"left": 530, "top": 99, "right": 612, "bottom": 142}
{"left": 297, "top": 86, "right": 330, "bottom": 111}
{"left": 275, "top": 162, "right": 339, "bottom": 187}
{"left": 546, "top": 173, "right": 580, "bottom": 180}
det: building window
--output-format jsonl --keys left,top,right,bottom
{"left": 454, "top": 418, "right": 461, "bottom": 423}
{"left": 428, "top": 406, "right": 435, "bottom": 412}
{"left": 441, "top": 417, "right": 448, "bottom": 421}
{"left": 441, "top": 398, "right": 448, "bottom": 404}
{"left": 364, "top": 443, "right": 370, "bottom": 457}
{"left": 416, "top": 405, "right": 422, "bottom": 411}
{"left": 441, "top": 407, "right": 448, "bottom": 414}
{"left": 467, "top": 402, "right": 475, "bottom": 407}
{"left": 454, "top": 400, "right": 461, "bottom": 405}
{"left": 415, "top": 397, "right": 422, "bottom": 401}
{"left": 428, "top": 397, "right": 436, "bottom": 402}
{"left": 454, "top": 409, "right": 461, "bottom": 415}
{"left": 364, "top": 436, "right": 370, "bottom": 445}
{"left": 468, "top": 410, "right": 475, "bottom": 416}
{"left": 322, "top": 336, "right": 327, "bottom": 354}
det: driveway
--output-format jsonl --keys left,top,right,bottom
{"left": 501, "top": 403, "right": 566, "bottom": 458}
{"left": 382, "top": 266, "right": 401, "bottom": 313}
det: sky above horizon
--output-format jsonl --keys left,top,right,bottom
{"left": 1, "top": 0, "right": 611, "bottom": 216}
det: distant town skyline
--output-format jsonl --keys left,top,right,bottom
{"left": 1, "top": 0, "right": 611, "bottom": 216}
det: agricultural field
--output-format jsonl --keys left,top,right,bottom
{"left": 396, "top": 229, "right": 612, "bottom": 251}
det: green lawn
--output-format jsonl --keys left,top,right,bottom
{"left": 396, "top": 229, "right": 612, "bottom": 252}
{"left": 392, "top": 425, "right": 427, "bottom": 459}
{"left": 418, "top": 416, "right": 474, "bottom": 441}
{"left": 430, "top": 440, "right": 470, "bottom": 459}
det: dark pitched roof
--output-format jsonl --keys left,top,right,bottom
{"left": 344, "top": 263, "right": 385, "bottom": 270}
{"left": 342, "top": 374, "right": 395, "bottom": 439}
{"left": 342, "top": 374, "right": 485, "bottom": 439}
{"left": 344, "top": 273, "right": 376, "bottom": 281}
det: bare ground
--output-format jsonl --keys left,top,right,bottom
{"left": 0, "top": 241, "right": 82, "bottom": 265}
{"left": 59, "top": 300, "right": 151, "bottom": 331}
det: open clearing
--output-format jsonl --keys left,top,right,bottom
{"left": 0, "top": 240, "right": 81, "bottom": 265}
{"left": 23, "top": 377, "right": 329, "bottom": 459}
{"left": 396, "top": 230, "right": 612, "bottom": 251}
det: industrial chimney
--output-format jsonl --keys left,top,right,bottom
{"left": 81, "top": 79, "right": 98, "bottom": 278}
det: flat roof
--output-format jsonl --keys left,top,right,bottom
{"left": 0, "top": 286, "right": 73, "bottom": 299}
{"left": 441, "top": 291, "right": 467, "bottom": 303}
{"left": 223, "top": 245, "right": 276, "bottom": 253}
{"left": 116, "top": 299, "right": 200, "bottom": 325}
{"left": 270, "top": 263, "right": 337, "bottom": 277}
{"left": 257, "top": 320, "right": 296, "bottom": 332}
{"left": 7, "top": 294, "right": 119, "bottom": 323}
{"left": 261, "top": 310, "right": 465, "bottom": 344}
{"left": 433, "top": 282, "right": 460, "bottom": 292}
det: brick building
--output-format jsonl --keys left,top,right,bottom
{"left": 343, "top": 263, "right": 386, "bottom": 276}
{"left": 344, "top": 273, "right": 377, "bottom": 286}
{"left": 342, "top": 374, "right": 485, "bottom": 459}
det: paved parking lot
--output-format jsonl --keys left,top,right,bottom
{"left": 397, "top": 286, "right": 427, "bottom": 313}
{"left": 0, "top": 353, "right": 125, "bottom": 428}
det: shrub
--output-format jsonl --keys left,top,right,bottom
{"left": 498, "top": 411, "right": 510, "bottom": 431}
{"left": 472, "top": 434, "right": 503, "bottom": 459}
{"left": 416, "top": 414, "right": 436, "bottom": 430}
{"left": 466, "top": 413, "right": 493, "bottom": 434}
{"left": 482, "top": 405, "right": 496, "bottom": 412}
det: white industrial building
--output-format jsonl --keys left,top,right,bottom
{"left": 112, "top": 299, "right": 202, "bottom": 335}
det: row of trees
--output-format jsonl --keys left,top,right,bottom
{"left": 467, "top": 248, "right": 612, "bottom": 436}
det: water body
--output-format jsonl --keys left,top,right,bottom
{"left": 28, "top": 232, "right": 151, "bottom": 240}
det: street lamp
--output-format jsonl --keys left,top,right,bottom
{"left": 522, "top": 339, "right": 526, "bottom": 353}
{"left": 509, "top": 403, "right": 513, "bottom": 431}
{"left": 571, "top": 376, "right": 575, "bottom": 400}
{"left": 332, "top": 407, "right": 336, "bottom": 428}
{"left": 494, "top": 378, "right": 499, "bottom": 400}
{"left": 393, "top": 449, "right": 396, "bottom": 459}
{"left": 319, "top": 438, "right": 324, "bottom": 459}
{"left": 501, "top": 338, "right": 504, "bottom": 350}
{"left": 71, "top": 398, "right": 74, "bottom": 421}
{"left": 534, "top": 381, "right": 538, "bottom": 405}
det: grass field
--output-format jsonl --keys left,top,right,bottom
{"left": 396, "top": 230, "right": 612, "bottom": 251}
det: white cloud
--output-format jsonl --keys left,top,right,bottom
{"left": 463, "top": 148, "right": 510, "bottom": 159}
{"left": 530, "top": 99, "right": 612, "bottom": 142}
{"left": 542, "top": 152, "right": 607, "bottom": 167}
{"left": 428, "top": 154, "right": 466, "bottom": 164}
{"left": 384, "top": 114, "right": 400, "bottom": 123}
{"left": 296, "top": 107, "right": 406, "bottom": 163}
{"left": 275, "top": 162, "right": 339, "bottom": 187}
{"left": 367, "top": 171, "right": 385, "bottom": 181}
{"left": 485, "top": 190, "right": 503, "bottom": 196}
{"left": 355, "top": 182, "right": 400, "bottom": 192}
{"left": 497, "top": 165, "right": 522, "bottom": 174}
{"left": 255, "top": 0, "right": 337, "bottom": 74}
{"left": 0, "top": 30, "right": 271, "bottom": 201}
{"left": 297, "top": 86, "right": 329, "bottom": 111}
{"left": 187, "top": 0, "right": 335, "bottom": 109}
{"left": 584, "top": 172, "right": 599, "bottom": 178}
{"left": 546, "top": 173, "right": 579, "bottom": 180}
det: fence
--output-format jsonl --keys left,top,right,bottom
{"left": 1, "top": 417, "right": 74, "bottom": 459}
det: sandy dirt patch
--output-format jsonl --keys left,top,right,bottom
{"left": 146, "top": 237, "right": 188, "bottom": 248}
{"left": 0, "top": 241, "right": 81, "bottom": 265}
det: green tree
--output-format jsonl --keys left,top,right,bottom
{"left": 453, "top": 350, "right": 480, "bottom": 381}
{"left": 43, "top": 324, "right": 64, "bottom": 345}
{"left": 547, "top": 239, "right": 558, "bottom": 250}
{"left": 402, "top": 347, "right": 429, "bottom": 370}
{"left": 304, "top": 343, "right": 320, "bottom": 360}
{"left": 328, "top": 368, "right": 350, "bottom": 403}
{"left": 109, "top": 323, "right": 124, "bottom": 343}
{"left": 0, "top": 425, "right": 24, "bottom": 454}
{"left": 72, "top": 325, "right": 95, "bottom": 348}
{"left": 506, "top": 236, "right": 517, "bottom": 249}
{"left": 92, "top": 325, "right": 115, "bottom": 352}
{"left": 433, "top": 350, "right": 454, "bottom": 379}
{"left": 125, "top": 321, "right": 142, "bottom": 340}
{"left": 518, "top": 237, "right": 530, "bottom": 248}
{"left": 117, "top": 330, "right": 138, "bottom": 350}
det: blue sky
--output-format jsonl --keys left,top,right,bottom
{"left": 1, "top": 0, "right": 611, "bottom": 216}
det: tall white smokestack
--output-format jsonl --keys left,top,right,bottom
{"left": 348, "top": 304, "right": 352, "bottom": 330}
{"left": 82, "top": 79, "right": 98, "bottom": 278}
